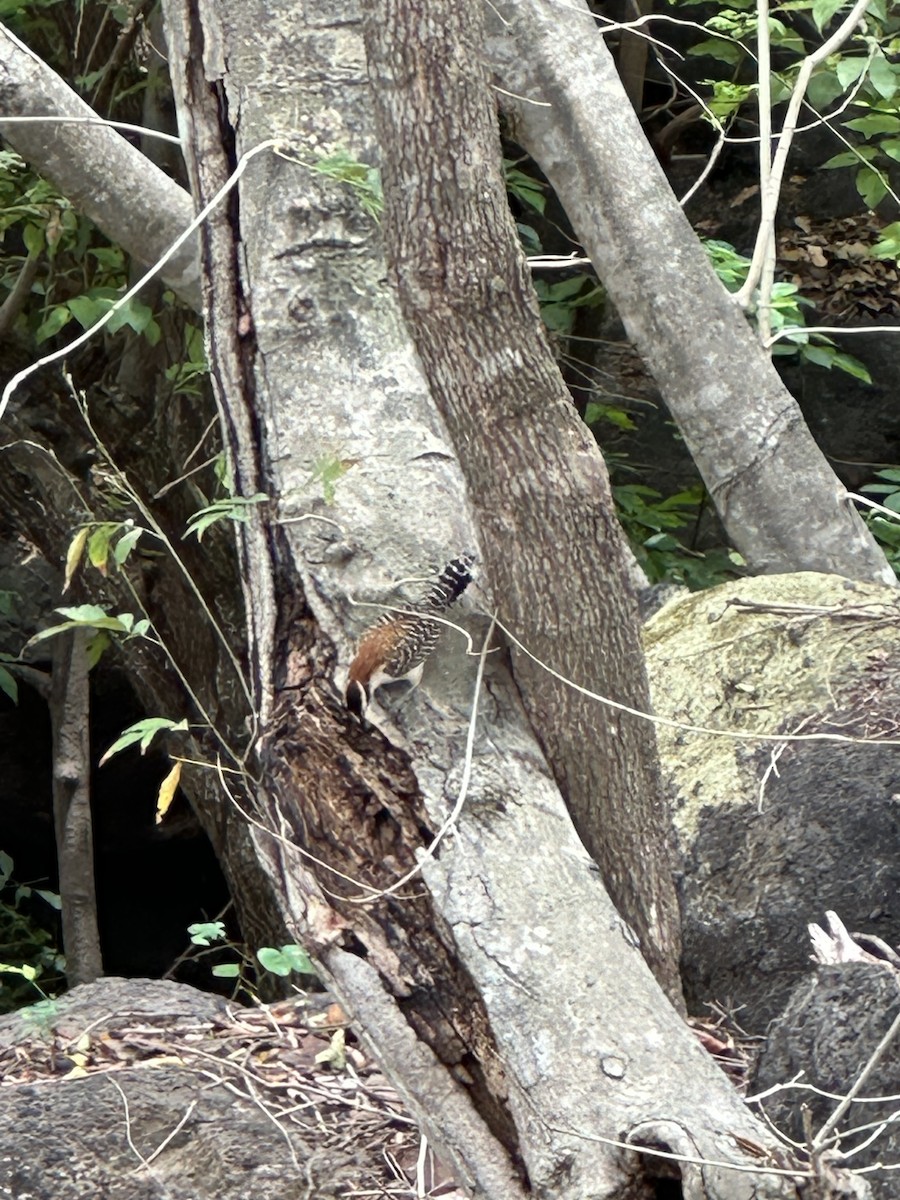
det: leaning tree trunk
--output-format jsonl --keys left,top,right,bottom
{"left": 364, "top": 0, "right": 680, "bottom": 995}
{"left": 485, "top": 0, "right": 895, "bottom": 587}
{"left": 153, "top": 2, "right": 831, "bottom": 1198}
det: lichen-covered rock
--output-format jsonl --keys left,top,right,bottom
{"left": 752, "top": 961, "right": 900, "bottom": 1193}
{"left": 645, "top": 572, "right": 900, "bottom": 1027}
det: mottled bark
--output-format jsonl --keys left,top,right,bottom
{"left": 485, "top": 0, "right": 895, "bottom": 586}
{"left": 364, "top": 0, "right": 681, "bottom": 997}
{"left": 50, "top": 629, "right": 102, "bottom": 985}
{"left": 0, "top": 22, "right": 200, "bottom": 309}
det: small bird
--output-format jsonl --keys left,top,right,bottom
{"left": 345, "top": 555, "right": 474, "bottom": 719}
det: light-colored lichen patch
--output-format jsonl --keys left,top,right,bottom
{"left": 643, "top": 571, "right": 900, "bottom": 838}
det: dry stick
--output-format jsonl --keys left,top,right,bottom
{"left": 0, "top": 114, "right": 182, "bottom": 144}
{"left": 735, "top": 0, "right": 874, "bottom": 311}
{"left": 754, "top": 0, "right": 775, "bottom": 344}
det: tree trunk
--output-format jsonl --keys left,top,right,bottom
{"left": 50, "top": 629, "right": 102, "bottom": 985}
{"left": 0, "top": 21, "right": 200, "bottom": 308}
{"left": 154, "top": 1, "right": 826, "bottom": 1197}
{"left": 364, "top": 0, "right": 680, "bottom": 997}
{"left": 485, "top": 0, "right": 895, "bottom": 586}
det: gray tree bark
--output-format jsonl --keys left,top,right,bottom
{"left": 364, "top": 0, "right": 680, "bottom": 996}
{"left": 152, "top": 1, "right": 822, "bottom": 1197}
{"left": 0, "top": 21, "right": 200, "bottom": 309}
{"left": 1, "top": 4, "right": 891, "bottom": 584}
{"left": 485, "top": 0, "right": 895, "bottom": 585}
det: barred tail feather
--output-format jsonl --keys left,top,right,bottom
{"left": 423, "top": 554, "right": 474, "bottom": 612}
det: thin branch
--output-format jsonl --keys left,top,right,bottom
{"left": 0, "top": 138, "right": 279, "bottom": 424}
{"left": 735, "top": 0, "right": 874, "bottom": 310}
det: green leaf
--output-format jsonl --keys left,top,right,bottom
{"left": 821, "top": 146, "right": 878, "bottom": 168}
{"left": 0, "top": 851, "right": 13, "bottom": 885}
{"left": 99, "top": 716, "right": 189, "bottom": 766}
{"left": 835, "top": 57, "right": 868, "bottom": 90}
{"left": 185, "top": 494, "right": 268, "bottom": 540}
{"left": 113, "top": 527, "right": 143, "bottom": 565}
{"left": 879, "top": 139, "right": 900, "bottom": 163}
{"left": 22, "top": 222, "right": 43, "bottom": 256}
{"left": 34, "top": 305, "right": 71, "bottom": 343}
{"left": 87, "top": 524, "right": 118, "bottom": 574}
{"left": 807, "top": 71, "right": 847, "bottom": 111}
{"left": 34, "top": 889, "right": 61, "bottom": 910}
{"left": 856, "top": 165, "right": 887, "bottom": 208}
{"left": 66, "top": 294, "right": 110, "bottom": 329}
{"left": 212, "top": 963, "right": 241, "bottom": 978}
{"left": 827, "top": 351, "right": 872, "bottom": 382}
{"left": 188, "top": 920, "right": 227, "bottom": 947}
{"left": 687, "top": 37, "right": 742, "bottom": 64}
{"left": 517, "top": 223, "right": 542, "bottom": 255}
{"left": 257, "top": 944, "right": 314, "bottom": 977}
{"left": 868, "top": 50, "right": 898, "bottom": 100}
{"left": 812, "top": 0, "right": 847, "bottom": 31}
{"left": 871, "top": 220, "right": 900, "bottom": 258}
{"left": 504, "top": 162, "right": 547, "bottom": 214}
{"left": 844, "top": 114, "right": 900, "bottom": 135}
{"left": 86, "top": 630, "right": 111, "bottom": 669}
{"left": 55, "top": 604, "right": 112, "bottom": 624}
{"left": 0, "top": 667, "right": 18, "bottom": 704}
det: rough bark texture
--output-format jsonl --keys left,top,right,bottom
{"left": 0, "top": 1, "right": 860, "bottom": 1196}
{"left": 364, "top": 0, "right": 681, "bottom": 1001}
{"left": 50, "top": 629, "right": 102, "bottom": 985}
{"left": 485, "top": 0, "right": 895, "bottom": 587}
{"left": 154, "top": 2, "right": 822, "bottom": 1198}
{"left": 0, "top": 22, "right": 200, "bottom": 309}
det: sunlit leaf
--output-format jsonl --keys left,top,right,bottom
{"left": 63, "top": 526, "right": 90, "bottom": 592}
{"left": 155, "top": 760, "right": 182, "bottom": 825}
{"left": 99, "top": 717, "right": 189, "bottom": 766}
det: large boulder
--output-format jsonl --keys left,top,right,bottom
{"left": 645, "top": 572, "right": 900, "bottom": 1027}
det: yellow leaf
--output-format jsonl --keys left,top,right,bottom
{"left": 314, "top": 1028, "right": 346, "bottom": 1070}
{"left": 63, "top": 527, "right": 90, "bottom": 593}
{"left": 155, "top": 760, "right": 182, "bottom": 825}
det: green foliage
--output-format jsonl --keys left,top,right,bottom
{"left": 704, "top": 240, "right": 871, "bottom": 381}
{"left": 184, "top": 492, "right": 268, "bottom": 541}
{"left": 0, "top": 656, "right": 18, "bottom": 704}
{"left": 504, "top": 158, "right": 547, "bottom": 214}
{"left": 311, "top": 150, "right": 383, "bottom": 220}
{"left": 310, "top": 454, "right": 355, "bottom": 504}
{"left": 182, "top": 923, "right": 316, "bottom": 990}
{"left": 675, "top": 0, "right": 900, "bottom": 212}
{"left": 188, "top": 920, "right": 228, "bottom": 947}
{"left": 256, "top": 944, "right": 314, "bottom": 977}
{"left": 0, "top": 851, "right": 63, "bottom": 1014}
{"left": 164, "top": 321, "right": 208, "bottom": 396}
{"left": 0, "top": 150, "right": 163, "bottom": 348}
{"left": 860, "top": 468, "right": 900, "bottom": 573}
{"left": 99, "top": 716, "right": 189, "bottom": 766}
{"left": 26, "top": 604, "right": 151, "bottom": 670}
{"left": 584, "top": 401, "right": 637, "bottom": 432}
{"left": 613, "top": 482, "right": 745, "bottom": 588}
{"left": 532, "top": 274, "right": 604, "bottom": 337}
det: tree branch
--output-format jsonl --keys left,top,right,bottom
{"left": 0, "top": 21, "right": 201, "bottom": 310}
{"left": 485, "top": 0, "right": 894, "bottom": 585}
